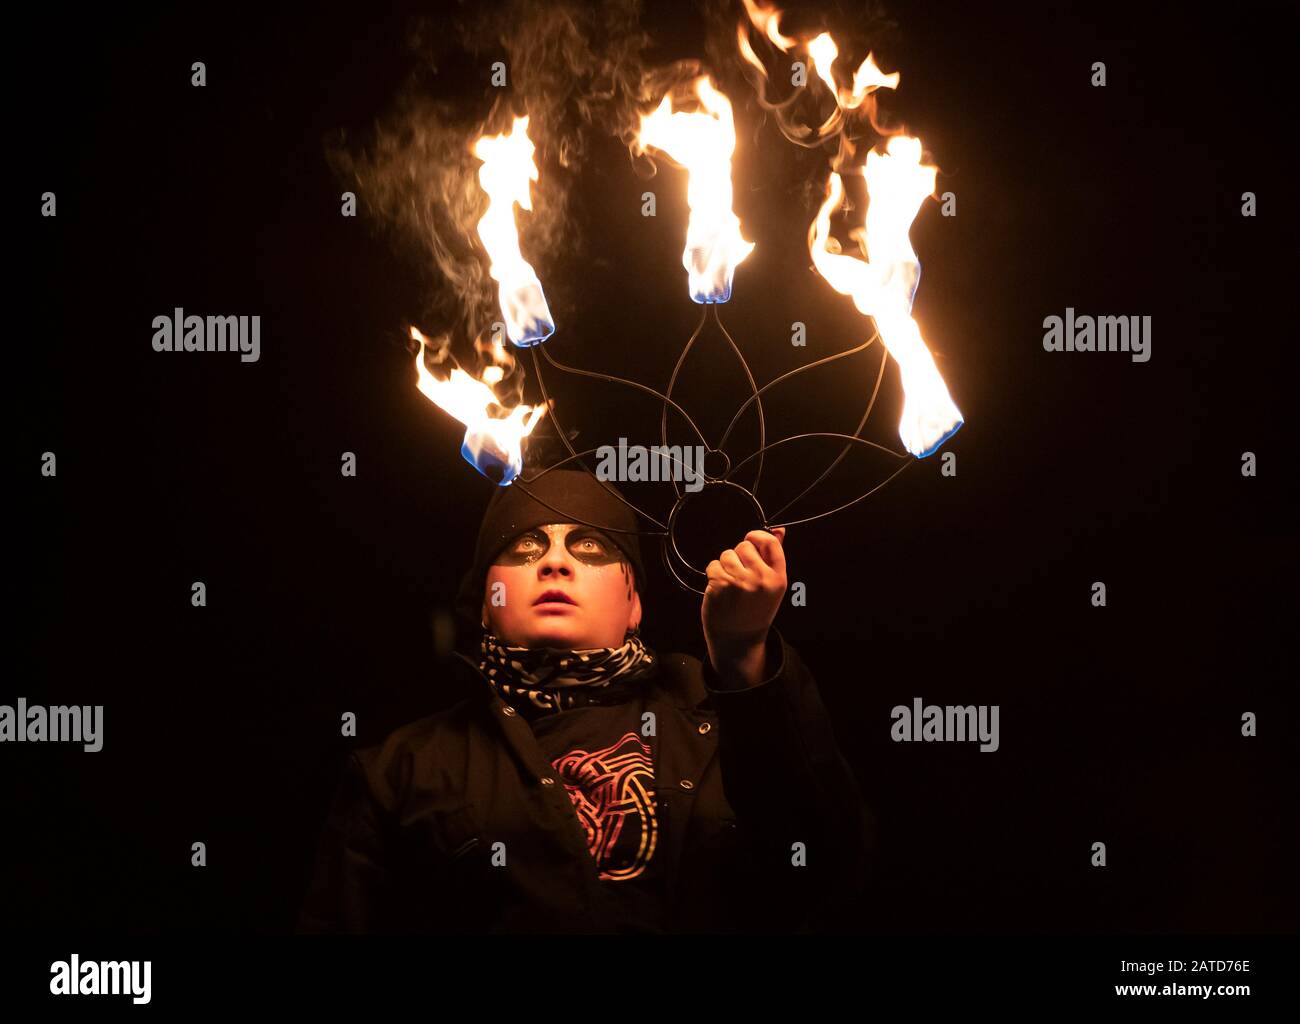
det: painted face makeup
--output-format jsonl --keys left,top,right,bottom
{"left": 483, "top": 523, "right": 640, "bottom": 648}
{"left": 493, "top": 524, "right": 626, "bottom": 569}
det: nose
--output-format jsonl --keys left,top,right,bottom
{"left": 537, "top": 539, "right": 577, "bottom": 580}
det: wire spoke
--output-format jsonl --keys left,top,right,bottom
{"left": 537, "top": 343, "right": 710, "bottom": 449}
{"left": 502, "top": 293, "right": 922, "bottom": 590}
{"left": 722, "top": 431, "right": 911, "bottom": 527}
{"left": 765, "top": 448, "right": 913, "bottom": 529}
{"left": 659, "top": 527, "right": 706, "bottom": 595}
{"left": 515, "top": 450, "right": 670, "bottom": 536}
{"left": 711, "top": 305, "right": 767, "bottom": 497}
{"left": 526, "top": 351, "right": 669, "bottom": 531}
{"left": 768, "top": 339, "right": 888, "bottom": 522}
{"left": 660, "top": 304, "right": 710, "bottom": 501}
{"left": 717, "top": 329, "right": 880, "bottom": 451}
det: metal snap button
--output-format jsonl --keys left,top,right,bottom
{"left": 679, "top": 779, "right": 694, "bottom": 790}
{"left": 541, "top": 776, "right": 556, "bottom": 785}
{"left": 697, "top": 722, "right": 712, "bottom": 735}
{"left": 502, "top": 705, "right": 516, "bottom": 716}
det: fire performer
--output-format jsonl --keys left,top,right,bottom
{"left": 297, "top": 469, "right": 875, "bottom": 933}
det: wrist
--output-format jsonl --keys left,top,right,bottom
{"left": 706, "top": 631, "right": 768, "bottom": 688}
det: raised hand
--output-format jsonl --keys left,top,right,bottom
{"left": 701, "top": 527, "right": 787, "bottom": 686}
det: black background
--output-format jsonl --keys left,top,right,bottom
{"left": 12, "top": 0, "right": 1296, "bottom": 938}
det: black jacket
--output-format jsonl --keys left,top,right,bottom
{"left": 296, "top": 627, "right": 876, "bottom": 934}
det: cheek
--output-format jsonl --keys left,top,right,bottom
{"left": 586, "top": 563, "right": 634, "bottom": 608}
{"left": 485, "top": 567, "right": 531, "bottom": 620}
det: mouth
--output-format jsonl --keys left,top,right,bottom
{"left": 533, "top": 590, "right": 578, "bottom": 608}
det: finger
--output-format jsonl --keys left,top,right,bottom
{"left": 705, "top": 559, "right": 733, "bottom": 585}
{"left": 734, "top": 539, "right": 765, "bottom": 573}
{"left": 705, "top": 559, "right": 738, "bottom": 597}
{"left": 746, "top": 529, "right": 786, "bottom": 576}
{"left": 719, "top": 549, "right": 747, "bottom": 579}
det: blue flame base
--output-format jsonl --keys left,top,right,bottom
{"left": 913, "top": 417, "right": 963, "bottom": 459}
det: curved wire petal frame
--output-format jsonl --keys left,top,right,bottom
{"left": 506, "top": 303, "right": 915, "bottom": 595}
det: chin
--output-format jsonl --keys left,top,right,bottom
{"left": 526, "top": 619, "right": 585, "bottom": 647}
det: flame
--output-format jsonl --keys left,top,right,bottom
{"left": 806, "top": 33, "right": 839, "bottom": 95}
{"left": 636, "top": 77, "right": 755, "bottom": 303}
{"left": 472, "top": 115, "right": 555, "bottom": 347}
{"left": 809, "top": 136, "right": 963, "bottom": 458}
{"left": 806, "top": 33, "right": 899, "bottom": 111}
{"left": 411, "top": 327, "right": 550, "bottom": 485}
{"left": 737, "top": 0, "right": 903, "bottom": 146}
{"left": 741, "top": 0, "right": 797, "bottom": 51}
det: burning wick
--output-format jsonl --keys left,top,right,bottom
{"left": 472, "top": 115, "right": 556, "bottom": 347}
{"left": 810, "top": 137, "right": 963, "bottom": 458}
{"left": 636, "top": 77, "right": 755, "bottom": 304}
{"left": 738, "top": 0, "right": 964, "bottom": 458}
{"left": 411, "top": 327, "right": 550, "bottom": 485}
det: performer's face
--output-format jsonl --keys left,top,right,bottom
{"left": 482, "top": 522, "right": 642, "bottom": 649}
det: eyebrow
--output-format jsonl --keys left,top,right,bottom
{"left": 514, "top": 525, "right": 609, "bottom": 543}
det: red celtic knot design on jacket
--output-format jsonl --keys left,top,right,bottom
{"left": 552, "top": 731, "right": 657, "bottom": 881}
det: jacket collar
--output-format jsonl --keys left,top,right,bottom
{"left": 447, "top": 649, "right": 497, "bottom": 703}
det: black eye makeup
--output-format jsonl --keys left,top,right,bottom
{"left": 493, "top": 526, "right": 624, "bottom": 567}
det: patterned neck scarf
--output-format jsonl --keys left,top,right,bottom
{"left": 478, "top": 629, "right": 658, "bottom": 719}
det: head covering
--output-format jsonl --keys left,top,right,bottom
{"left": 453, "top": 469, "right": 648, "bottom": 634}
